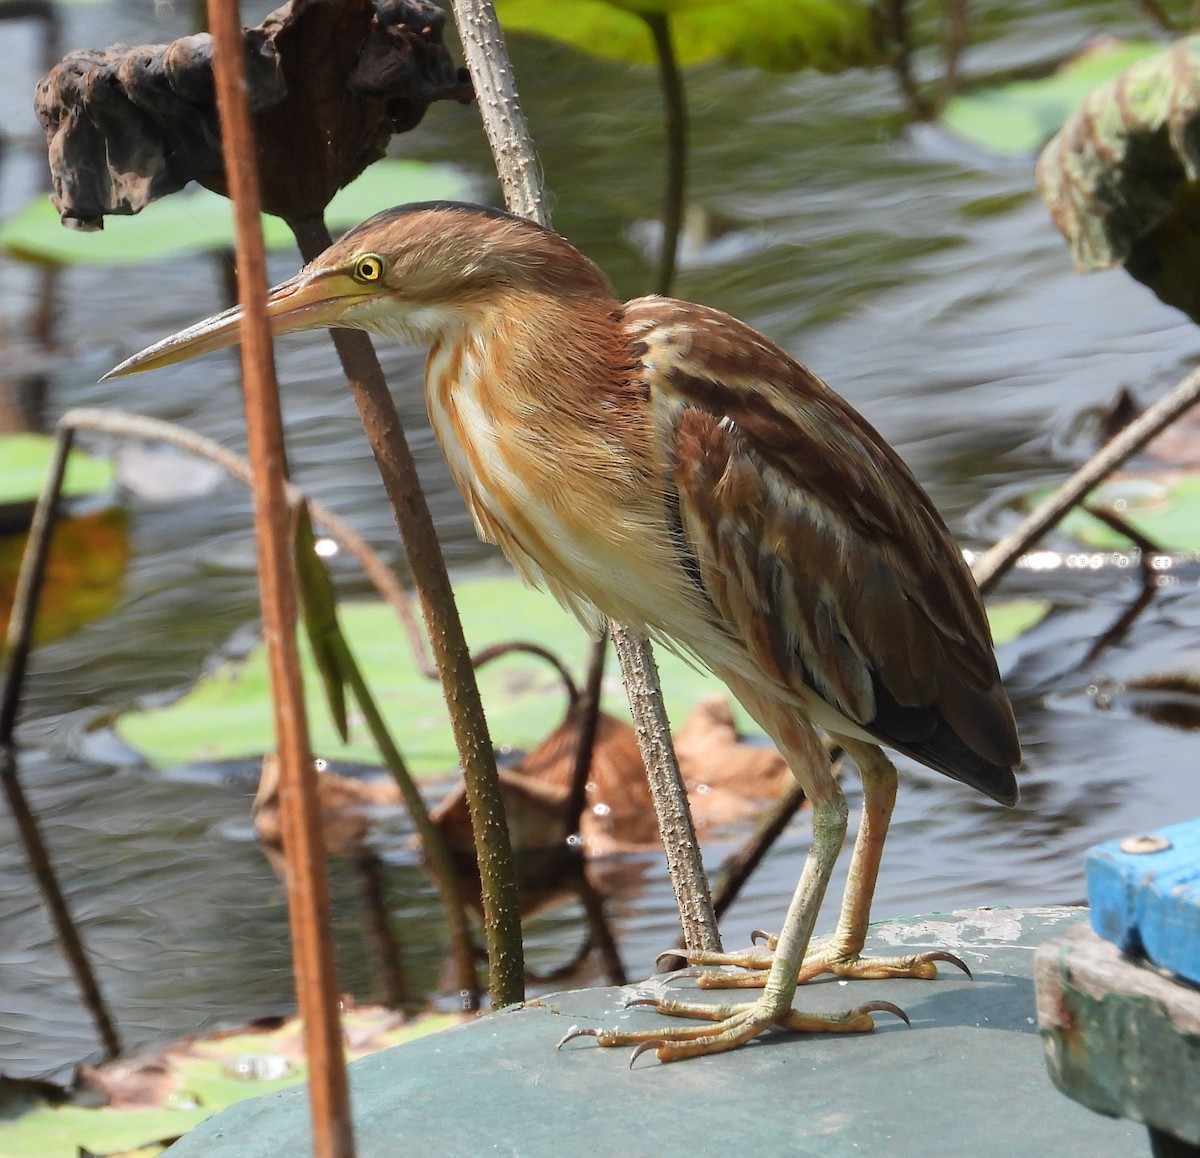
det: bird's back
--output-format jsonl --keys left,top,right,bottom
{"left": 621, "top": 296, "right": 1020, "bottom": 806}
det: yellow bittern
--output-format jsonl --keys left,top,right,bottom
{"left": 108, "top": 202, "right": 1020, "bottom": 1062}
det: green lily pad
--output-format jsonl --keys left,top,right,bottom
{"left": 495, "top": 0, "right": 881, "bottom": 73}
{"left": 1044, "top": 473, "right": 1200, "bottom": 550}
{"left": 942, "top": 39, "right": 1162, "bottom": 155}
{"left": 116, "top": 574, "right": 1043, "bottom": 777}
{"left": 0, "top": 434, "right": 114, "bottom": 505}
{"left": 0, "top": 160, "right": 472, "bottom": 266}
{"left": 986, "top": 597, "right": 1051, "bottom": 643}
{"left": 0, "top": 1008, "right": 459, "bottom": 1158}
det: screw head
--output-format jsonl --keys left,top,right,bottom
{"left": 1119, "top": 834, "right": 1172, "bottom": 855}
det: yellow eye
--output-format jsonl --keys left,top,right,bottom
{"left": 353, "top": 254, "right": 385, "bottom": 283}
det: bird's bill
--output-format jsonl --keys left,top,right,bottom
{"left": 102, "top": 270, "right": 362, "bottom": 380}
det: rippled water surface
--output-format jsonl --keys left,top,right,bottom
{"left": 3, "top": 0, "right": 1200, "bottom": 1080}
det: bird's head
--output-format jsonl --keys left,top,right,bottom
{"left": 104, "top": 202, "right": 614, "bottom": 379}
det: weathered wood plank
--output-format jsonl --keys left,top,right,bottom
{"left": 1037, "top": 921, "right": 1200, "bottom": 1147}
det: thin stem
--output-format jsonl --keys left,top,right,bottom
{"left": 336, "top": 627, "right": 482, "bottom": 1009}
{"left": 0, "top": 750, "right": 122, "bottom": 1060}
{"left": 0, "top": 423, "right": 121, "bottom": 1058}
{"left": 563, "top": 633, "right": 606, "bottom": 831}
{"left": 206, "top": 0, "right": 352, "bottom": 1151}
{"left": 972, "top": 358, "right": 1200, "bottom": 593}
{"left": 57, "top": 408, "right": 419, "bottom": 631}
{"left": 611, "top": 624, "right": 720, "bottom": 952}
{"left": 644, "top": 12, "right": 686, "bottom": 296}
{"left": 288, "top": 214, "right": 525, "bottom": 1011}
{"left": 881, "top": 0, "right": 933, "bottom": 119}
{"left": 0, "top": 424, "right": 72, "bottom": 742}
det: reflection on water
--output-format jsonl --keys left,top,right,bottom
{"left": 3, "top": 0, "right": 1200, "bottom": 1079}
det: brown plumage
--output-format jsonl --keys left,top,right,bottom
{"left": 108, "top": 201, "right": 1020, "bottom": 1061}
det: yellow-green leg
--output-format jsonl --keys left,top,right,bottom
{"left": 678, "top": 739, "right": 969, "bottom": 988}
{"left": 558, "top": 791, "right": 905, "bottom": 1063}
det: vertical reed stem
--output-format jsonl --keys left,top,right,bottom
{"left": 206, "top": 3, "right": 353, "bottom": 1152}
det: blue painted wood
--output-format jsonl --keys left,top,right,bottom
{"left": 1086, "top": 819, "right": 1200, "bottom": 985}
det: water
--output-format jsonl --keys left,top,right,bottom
{"left": 3, "top": 0, "right": 1200, "bottom": 1080}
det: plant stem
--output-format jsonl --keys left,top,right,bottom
{"left": 972, "top": 358, "right": 1200, "bottom": 593}
{"left": 335, "top": 629, "right": 482, "bottom": 1008}
{"left": 611, "top": 624, "right": 720, "bottom": 952}
{"left": 644, "top": 12, "right": 686, "bottom": 296}
{"left": 288, "top": 215, "right": 525, "bottom": 1010}
{"left": 207, "top": 1, "right": 352, "bottom": 1151}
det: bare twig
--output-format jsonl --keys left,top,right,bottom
{"left": 0, "top": 424, "right": 72, "bottom": 742}
{"left": 58, "top": 407, "right": 419, "bottom": 629}
{"left": 881, "top": 0, "right": 933, "bottom": 119}
{"left": 973, "top": 359, "right": 1200, "bottom": 593}
{"left": 644, "top": 12, "right": 686, "bottom": 296}
{"left": 206, "top": 0, "right": 352, "bottom": 1151}
{"left": 0, "top": 424, "right": 122, "bottom": 1061}
{"left": 449, "top": 0, "right": 720, "bottom": 954}
{"left": 563, "top": 634, "right": 605, "bottom": 832}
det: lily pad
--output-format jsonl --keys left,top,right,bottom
{"left": 1044, "top": 473, "right": 1200, "bottom": 550}
{"left": 0, "top": 1007, "right": 460, "bottom": 1158}
{"left": 986, "top": 597, "right": 1051, "bottom": 643}
{"left": 116, "top": 574, "right": 1045, "bottom": 777}
{"left": 942, "top": 39, "right": 1161, "bottom": 156}
{"left": 494, "top": 0, "right": 881, "bottom": 73}
{"left": 0, "top": 434, "right": 114, "bottom": 505}
{"left": 0, "top": 160, "right": 472, "bottom": 266}
{"left": 0, "top": 508, "right": 130, "bottom": 647}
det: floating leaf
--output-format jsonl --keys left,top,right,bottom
{"left": 0, "top": 508, "right": 130, "bottom": 647}
{"left": 0, "top": 1007, "right": 459, "bottom": 1158}
{"left": 0, "top": 160, "right": 472, "bottom": 266}
{"left": 1036, "top": 36, "right": 1200, "bottom": 321}
{"left": 293, "top": 505, "right": 349, "bottom": 742}
{"left": 1042, "top": 473, "right": 1200, "bottom": 550}
{"left": 494, "top": 0, "right": 881, "bottom": 73}
{"left": 0, "top": 434, "right": 114, "bottom": 505}
{"left": 986, "top": 597, "right": 1051, "bottom": 644}
{"left": 116, "top": 574, "right": 1043, "bottom": 777}
{"left": 942, "top": 39, "right": 1160, "bottom": 156}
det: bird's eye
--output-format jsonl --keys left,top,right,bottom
{"left": 353, "top": 254, "right": 385, "bottom": 283}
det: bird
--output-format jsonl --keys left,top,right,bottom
{"left": 106, "top": 201, "right": 1021, "bottom": 1062}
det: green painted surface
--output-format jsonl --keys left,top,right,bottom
{"left": 165, "top": 908, "right": 1143, "bottom": 1157}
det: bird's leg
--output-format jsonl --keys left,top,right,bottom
{"left": 559, "top": 791, "right": 905, "bottom": 1062}
{"left": 684, "top": 738, "right": 969, "bottom": 988}
{"left": 791, "top": 738, "right": 970, "bottom": 981}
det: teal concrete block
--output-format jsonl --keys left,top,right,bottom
{"left": 1086, "top": 819, "right": 1200, "bottom": 984}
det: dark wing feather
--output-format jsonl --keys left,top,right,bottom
{"left": 632, "top": 298, "right": 1020, "bottom": 805}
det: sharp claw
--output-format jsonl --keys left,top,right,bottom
{"left": 622, "top": 993, "right": 660, "bottom": 1009}
{"left": 750, "top": 929, "right": 773, "bottom": 946}
{"left": 557, "top": 1025, "right": 600, "bottom": 1049}
{"left": 661, "top": 967, "right": 702, "bottom": 985}
{"left": 924, "top": 950, "right": 972, "bottom": 979}
{"left": 629, "top": 1040, "right": 664, "bottom": 1068}
{"left": 858, "top": 999, "right": 910, "bottom": 1027}
{"left": 655, "top": 949, "right": 687, "bottom": 970}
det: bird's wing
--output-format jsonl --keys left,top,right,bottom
{"left": 625, "top": 298, "right": 1020, "bottom": 805}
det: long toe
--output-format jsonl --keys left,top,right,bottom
{"left": 798, "top": 947, "right": 973, "bottom": 984}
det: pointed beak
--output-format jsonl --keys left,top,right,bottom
{"left": 102, "top": 269, "right": 366, "bottom": 380}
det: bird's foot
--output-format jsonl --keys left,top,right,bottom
{"left": 660, "top": 931, "right": 971, "bottom": 989}
{"left": 557, "top": 991, "right": 907, "bottom": 1064}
